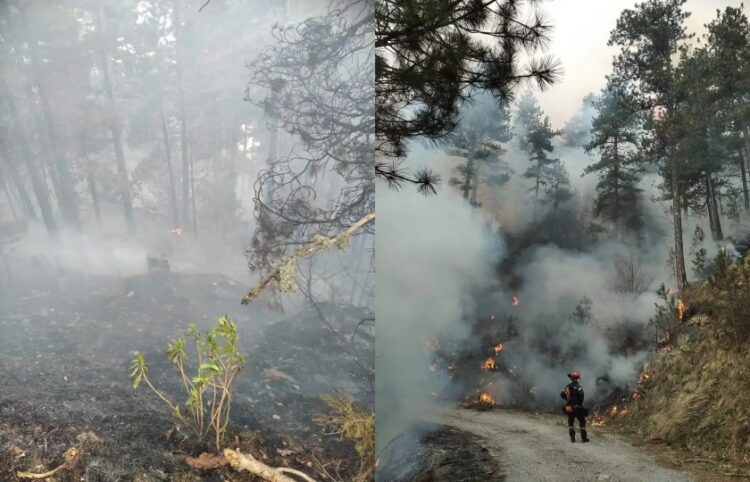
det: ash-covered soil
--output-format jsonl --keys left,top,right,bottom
{"left": 0, "top": 269, "right": 373, "bottom": 481}
{"left": 378, "top": 426, "right": 505, "bottom": 482}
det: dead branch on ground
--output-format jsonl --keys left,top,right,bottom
{"left": 15, "top": 447, "right": 80, "bottom": 479}
{"left": 185, "top": 449, "right": 318, "bottom": 482}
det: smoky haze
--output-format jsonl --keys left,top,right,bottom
{"left": 0, "top": 0, "right": 374, "bottom": 478}
{"left": 376, "top": 81, "right": 750, "bottom": 471}
{"left": 376, "top": 170, "right": 504, "bottom": 456}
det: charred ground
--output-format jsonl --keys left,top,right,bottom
{"left": 0, "top": 265, "right": 373, "bottom": 481}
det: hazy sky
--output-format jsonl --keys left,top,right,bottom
{"left": 535, "top": 0, "right": 747, "bottom": 127}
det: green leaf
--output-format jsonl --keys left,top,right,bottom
{"left": 199, "top": 362, "right": 220, "bottom": 373}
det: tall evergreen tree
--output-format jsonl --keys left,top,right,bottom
{"left": 444, "top": 96, "right": 513, "bottom": 206}
{"left": 704, "top": 6, "right": 750, "bottom": 211}
{"left": 543, "top": 160, "right": 572, "bottom": 215}
{"left": 673, "top": 48, "right": 726, "bottom": 241}
{"left": 561, "top": 94, "right": 596, "bottom": 148}
{"left": 608, "top": 0, "right": 692, "bottom": 291}
{"left": 517, "top": 95, "right": 563, "bottom": 216}
{"left": 584, "top": 83, "right": 644, "bottom": 237}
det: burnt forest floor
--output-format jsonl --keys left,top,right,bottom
{"left": 0, "top": 270, "right": 373, "bottom": 481}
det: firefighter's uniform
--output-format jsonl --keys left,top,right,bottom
{"left": 561, "top": 372, "right": 589, "bottom": 443}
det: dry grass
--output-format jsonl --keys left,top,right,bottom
{"left": 313, "top": 390, "right": 374, "bottom": 482}
{"left": 618, "top": 325, "right": 750, "bottom": 466}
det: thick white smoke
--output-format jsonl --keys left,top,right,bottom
{"left": 375, "top": 158, "right": 504, "bottom": 456}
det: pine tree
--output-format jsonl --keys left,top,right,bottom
{"left": 608, "top": 0, "right": 692, "bottom": 291}
{"left": 584, "top": 83, "right": 644, "bottom": 237}
{"left": 673, "top": 48, "right": 726, "bottom": 241}
{"left": 517, "top": 95, "right": 562, "bottom": 216}
{"left": 444, "top": 96, "right": 513, "bottom": 206}
{"left": 561, "top": 94, "right": 596, "bottom": 148}
{"left": 375, "top": 0, "right": 560, "bottom": 192}
{"left": 543, "top": 160, "right": 572, "bottom": 215}
{"left": 704, "top": 7, "right": 750, "bottom": 212}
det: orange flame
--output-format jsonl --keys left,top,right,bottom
{"left": 676, "top": 299, "right": 687, "bottom": 321}
{"left": 590, "top": 413, "right": 606, "bottom": 427}
{"left": 494, "top": 343, "right": 504, "bottom": 354}
{"left": 610, "top": 406, "right": 619, "bottom": 417}
{"left": 478, "top": 392, "right": 496, "bottom": 405}
{"left": 632, "top": 391, "right": 641, "bottom": 400}
{"left": 481, "top": 356, "right": 496, "bottom": 371}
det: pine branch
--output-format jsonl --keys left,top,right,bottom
{"left": 242, "top": 212, "right": 375, "bottom": 305}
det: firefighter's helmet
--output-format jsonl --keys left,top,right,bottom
{"left": 568, "top": 370, "right": 581, "bottom": 380}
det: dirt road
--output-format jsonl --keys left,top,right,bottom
{"left": 430, "top": 407, "right": 695, "bottom": 482}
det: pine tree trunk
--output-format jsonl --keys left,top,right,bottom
{"left": 533, "top": 161, "right": 541, "bottom": 221}
{"left": 87, "top": 171, "right": 101, "bottom": 225}
{"left": 98, "top": 5, "right": 135, "bottom": 235}
{"left": 80, "top": 137, "right": 101, "bottom": 225}
{"left": 21, "top": 7, "right": 80, "bottom": 229}
{"left": 462, "top": 156, "right": 474, "bottom": 201}
{"left": 0, "top": 138, "right": 36, "bottom": 219}
{"left": 158, "top": 82, "right": 179, "bottom": 227}
{"left": 469, "top": 162, "right": 480, "bottom": 205}
{"left": 707, "top": 174, "right": 723, "bottom": 241}
{"left": 174, "top": 0, "right": 191, "bottom": 228}
{"left": 3, "top": 97, "right": 57, "bottom": 234}
{"left": 613, "top": 136, "right": 621, "bottom": 237}
{"left": 189, "top": 145, "right": 198, "bottom": 234}
{"left": 671, "top": 158, "right": 688, "bottom": 292}
{"left": 1, "top": 163, "right": 20, "bottom": 221}
{"left": 706, "top": 174, "right": 717, "bottom": 236}
{"left": 739, "top": 148, "right": 750, "bottom": 211}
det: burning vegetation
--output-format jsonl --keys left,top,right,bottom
{"left": 601, "top": 264, "right": 750, "bottom": 468}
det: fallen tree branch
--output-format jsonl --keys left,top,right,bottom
{"left": 15, "top": 466, "right": 65, "bottom": 480}
{"left": 242, "top": 212, "right": 375, "bottom": 305}
{"left": 223, "top": 448, "right": 318, "bottom": 482}
{"left": 15, "top": 447, "right": 80, "bottom": 479}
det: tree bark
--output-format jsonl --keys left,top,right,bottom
{"left": 97, "top": 5, "right": 135, "bottom": 235}
{"left": 462, "top": 156, "right": 474, "bottom": 201}
{"left": 156, "top": 58, "right": 179, "bottom": 227}
{"left": 189, "top": 143, "right": 198, "bottom": 234}
{"left": 0, "top": 137, "right": 36, "bottom": 219}
{"left": 20, "top": 7, "right": 80, "bottom": 229}
{"left": 174, "top": 0, "right": 191, "bottom": 228}
{"left": 0, "top": 162, "right": 20, "bottom": 221}
{"left": 705, "top": 174, "right": 723, "bottom": 241}
{"left": 80, "top": 136, "right": 101, "bottom": 225}
{"left": 612, "top": 136, "right": 621, "bottom": 237}
{"left": 739, "top": 148, "right": 749, "bottom": 211}
{"left": 671, "top": 158, "right": 688, "bottom": 292}
{"left": 3, "top": 96, "right": 57, "bottom": 234}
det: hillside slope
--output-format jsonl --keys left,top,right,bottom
{"left": 616, "top": 264, "right": 750, "bottom": 469}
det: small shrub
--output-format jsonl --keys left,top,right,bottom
{"left": 130, "top": 315, "right": 245, "bottom": 451}
{"left": 611, "top": 252, "right": 653, "bottom": 295}
{"left": 704, "top": 255, "right": 750, "bottom": 342}
{"left": 650, "top": 284, "right": 678, "bottom": 345}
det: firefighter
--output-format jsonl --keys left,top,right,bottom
{"left": 561, "top": 370, "right": 589, "bottom": 443}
